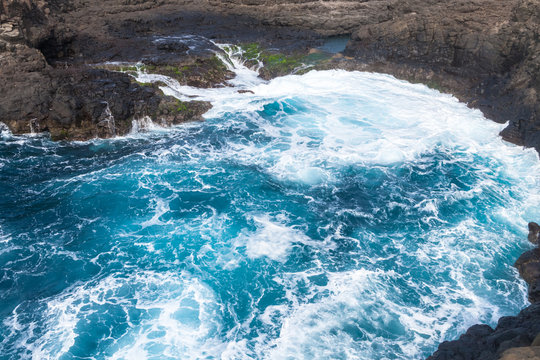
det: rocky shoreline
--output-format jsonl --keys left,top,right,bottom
{"left": 0, "top": 0, "right": 321, "bottom": 140}
{"left": 1, "top": 0, "right": 539, "bottom": 148}
{"left": 428, "top": 223, "right": 540, "bottom": 360}
{"left": 2, "top": 0, "right": 540, "bottom": 358}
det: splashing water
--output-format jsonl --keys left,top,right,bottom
{"left": 0, "top": 44, "right": 539, "bottom": 360}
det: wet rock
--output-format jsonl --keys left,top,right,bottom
{"left": 139, "top": 55, "right": 235, "bottom": 88}
{"left": 155, "top": 39, "right": 190, "bottom": 53}
{"left": 427, "top": 304, "right": 540, "bottom": 360}
{"left": 1, "top": 65, "right": 211, "bottom": 141}
{"left": 515, "top": 248, "right": 540, "bottom": 304}
{"left": 529, "top": 222, "right": 540, "bottom": 245}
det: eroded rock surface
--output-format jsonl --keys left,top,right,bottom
{"left": 516, "top": 248, "right": 540, "bottom": 304}
{"left": 2, "top": 0, "right": 540, "bottom": 144}
{"left": 0, "top": 1, "right": 216, "bottom": 140}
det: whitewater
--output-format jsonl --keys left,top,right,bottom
{"left": 0, "top": 44, "right": 539, "bottom": 359}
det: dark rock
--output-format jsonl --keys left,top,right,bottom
{"left": 155, "top": 39, "right": 190, "bottom": 53}
{"left": 515, "top": 248, "right": 540, "bottom": 303}
{"left": 529, "top": 222, "right": 540, "bottom": 245}
{"left": 428, "top": 304, "right": 540, "bottom": 360}
{"left": 139, "top": 56, "right": 235, "bottom": 88}
{"left": 1, "top": 64, "right": 211, "bottom": 140}
{"left": 430, "top": 221, "right": 540, "bottom": 359}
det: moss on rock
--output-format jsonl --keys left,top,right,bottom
{"left": 232, "top": 43, "right": 332, "bottom": 79}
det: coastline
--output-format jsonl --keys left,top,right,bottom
{"left": 428, "top": 224, "right": 540, "bottom": 359}
{"left": 1, "top": 0, "right": 540, "bottom": 358}
{"left": 1, "top": 0, "right": 539, "bottom": 151}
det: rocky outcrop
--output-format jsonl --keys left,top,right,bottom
{"left": 516, "top": 248, "right": 540, "bottom": 305}
{"left": 3, "top": 0, "right": 539, "bottom": 147}
{"left": 342, "top": 0, "right": 540, "bottom": 154}
{"left": 205, "top": 0, "right": 396, "bottom": 36}
{"left": 0, "top": 0, "right": 218, "bottom": 140}
{"left": 428, "top": 224, "right": 540, "bottom": 360}
{"left": 0, "top": 0, "right": 322, "bottom": 140}
{"left": 427, "top": 305, "right": 540, "bottom": 360}
{"left": 529, "top": 222, "right": 540, "bottom": 245}
{"left": 2, "top": 66, "right": 211, "bottom": 140}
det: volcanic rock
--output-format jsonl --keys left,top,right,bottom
{"left": 529, "top": 222, "right": 540, "bottom": 245}
{"left": 427, "top": 304, "right": 540, "bottom": 360}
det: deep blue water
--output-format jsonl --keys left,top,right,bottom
{"left": 0, "top": 70, "right": 538, "bottom": 359}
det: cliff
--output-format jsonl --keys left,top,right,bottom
{"left": 1, "top": 0, "right": 539, "bottom": 147}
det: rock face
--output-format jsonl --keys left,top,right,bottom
{"left": 2, "top": 0, "right": 539, "bottom": 146}
{"left": 205, "top": 0, "right": 395, "bottom": 36}
{"left": 343, "top": 0, "right": 540, "bottom": 154}
{"left": 428, "top": 223, "right": 540, "bottom": 360}
{"left": 529, "top": 222, "right": 540, "bottom": 245}
{"left": 516, "top": 248, "right": 540, "bottom": 304}
{"left": 3, "top": 66, "right": 212, "bottom": 140}
{"left": 427, "top": 305, "right": 540, "bottom": 360}
{"left": 0, "top": 0, "right": 323, "bottom": 140}
{"left": 0, "top": 0, "right": 218, "bottom": 140}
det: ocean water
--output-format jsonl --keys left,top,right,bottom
{"left": 0, "top": 48, "right": 540, "bottom": 360}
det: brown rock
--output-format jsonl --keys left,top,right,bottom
{"left": 499, "top": 346, "right": 540, "bottom": 360}
{"left": 515, "top": 248, "right": 540, "bottom": 303}
{"left": 532, "top": 333, "right": 540, "bottom": 347}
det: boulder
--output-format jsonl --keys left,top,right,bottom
{"left": 529, "top": 222, "right": 540, "bottom": 245}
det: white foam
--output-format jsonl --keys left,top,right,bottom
{"left": 134, "top": 64, "right": 539, "bottom": 186}
{"left": 0, "top": 225, "right": 11, "bottom": 245}
{"left": 237, "top": 214, "right": 313, "bottom": 262}
{"left": 127, "top": 47, "right": 540, "bottom": 188}
{"left": 139, "top": 198, "right": 171, "bottom": 229}
{"left": 130, "top": 116, "right": 163, "bottom": 134}
{"left": 131, "top": 43, "right": 265, "bottom": 113}
{"left": 0, "top": 122, "right": 12, "bottom": 138}
{"left": 3, "top": 271, "right": 226, "bottom": 360}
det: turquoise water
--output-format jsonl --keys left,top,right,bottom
{"left": 0, "top": 68, "right": 539, "bottom": 359}
{"left": 317, "top": 36, "right": 350, "bottom": 53}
